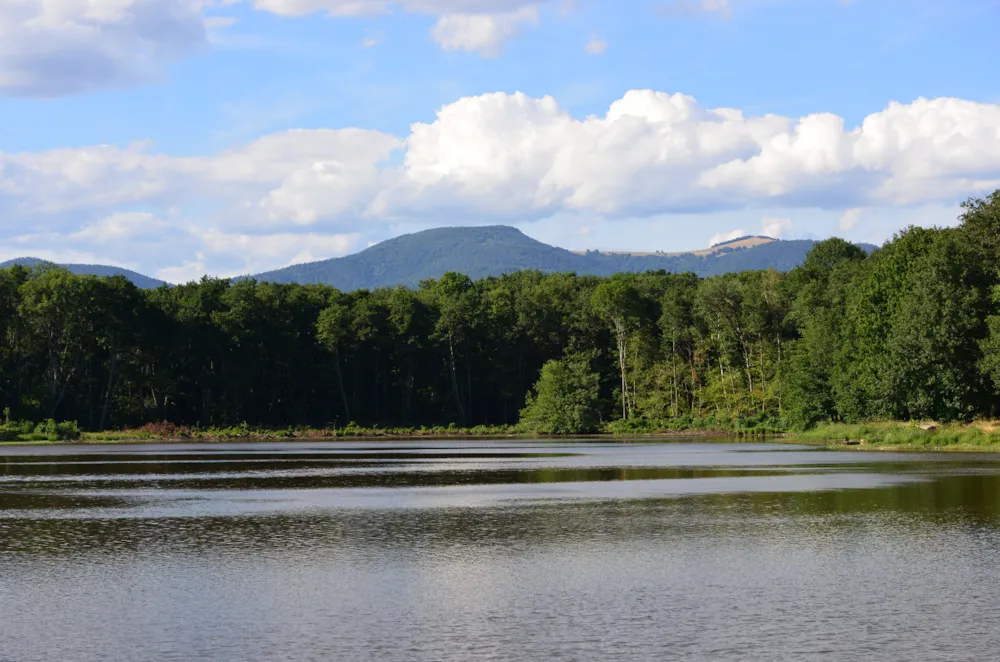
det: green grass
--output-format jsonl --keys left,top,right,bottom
{"left": 605, "top": 413, "right": 786, "bottom": 437}
{"left": 78, "top": 422, "right": 528, "bottom": 442}
{"left": 0, "top": 417, "right": 781, "bottom": 445}
{"left": 791, "top": 421, "right": 1000, "bottom": 451}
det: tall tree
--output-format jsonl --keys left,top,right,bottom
{"left": 591, "top": 277, "right": 644, "bottom": 420}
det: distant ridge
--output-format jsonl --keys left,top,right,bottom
{"left": 251, "top": 225, "right": 875, "bottom": 289}
{"left": 0, "top": 258, "right": 166, "bottom": 290}
{"left": 2, "top": 227, "right": 877, "bottom": 291}
{"left": 572, "top": 235, "right": 776, "bottom": 258}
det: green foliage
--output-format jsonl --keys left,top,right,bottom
{"left": 0, "top": 419, "right": 80, "bottom": 442}
{"left": 794, "top": 421, "right": 1000, "bottom": 449}
{"left": 519, "top": 355, "right": 601, "bottom": 434}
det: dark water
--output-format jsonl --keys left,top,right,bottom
{"left": 3, "top": 440, "right": 1000, "bottom": 661}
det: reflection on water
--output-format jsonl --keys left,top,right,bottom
{"left": 3, "top": 440, "right": 1000, "bottom": 660}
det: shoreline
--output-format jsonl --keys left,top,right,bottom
{"left": 7, "top": 424, "right": 1000, "bottom": 454}
{"left": 0, "top": 428, "right": 765, "bottom": 447}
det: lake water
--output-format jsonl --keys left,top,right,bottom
{"left": 3, "top": 439, "right": 1000, "bottom": 661}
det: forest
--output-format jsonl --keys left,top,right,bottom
{"left": 1, "top": 191, "right": 998, "bottom": 437}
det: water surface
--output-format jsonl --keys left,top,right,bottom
{"left": 3, "top": 439, "right": 1000, "bottom": 660}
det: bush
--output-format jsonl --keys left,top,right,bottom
{"left": 0, "top": 419, "right": 80, "bottom": 442}
{"left": 519, "top": 354, "right": 601, "bottom": 435}
{"left": 55, "top": 421, "right": 81, "bottom": 440}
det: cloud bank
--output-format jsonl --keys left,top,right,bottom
{"left": 0, "top": 0, "right": 208, "bottom": 97}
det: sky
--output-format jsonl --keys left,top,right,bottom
{"left": 1, "top": 0, "right": 999, "bottom": 283}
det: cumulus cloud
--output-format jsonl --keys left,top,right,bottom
{"left": 431, "top": 6, "right": 539, "bottom": 57}
{"left": 3, "top": 90, "right": 1000, "bottom": 277}
{"left": 0, "top": 0, "right": 208, "bottom": 97}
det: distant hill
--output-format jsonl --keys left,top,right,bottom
{"left": 1, "top": 228, "right": 877, "bottom": 292}
{"left": 251, "top": 225, "right": 876, "bottom": 289}
{"left": 0, "top": 258, "right": 166, "bottom": 290}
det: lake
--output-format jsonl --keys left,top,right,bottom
{"left": 3, "top": 439, "right": 1000, "bottom": 660}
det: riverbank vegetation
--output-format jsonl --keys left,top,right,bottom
{"left": 1, "top": 192, "right": 999, "bottom": 443}
{"left": 793, "top": 421, "right": 1000, "bottom": 451}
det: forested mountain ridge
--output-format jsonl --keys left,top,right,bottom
{"left": 251, "top": 225, "right": 875, "bottom": 289}
{"left": 0, "top": 258, "right": 166, "bottom": 290}
{"left": 3, "top": 228, "right": 875, "bottom": 290}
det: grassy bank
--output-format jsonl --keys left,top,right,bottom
{"left": 0, "top": 417, "right": 780, "bottom": 444}
{"left": 791, "top": 421, "right": 1000, "bottom": 451}
{"left": 76, "top": 422, "right": 530, "bottom": 442}
{"left": 606, "top": 413, "right": 786, "bottom": 437}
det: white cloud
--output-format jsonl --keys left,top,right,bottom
{"left": 839, "top": 207, "right": 863, "bottom": 232}
{"left": 584, "top": 36, "right": 607, "bottom": 55}
{"left": 70, "top": 212, "right": 172, "bottom": 242}
{"left": 697, "top": 97, "right": 1000, "bottom": 205}
{"left": 156, "top": 256, "right": 208, "bottom": 284}
{"left": 761, "top": 216, "right": 793, "bottom": 238}
{"left": 431, "top": 6, "right": 539, "bottom": 57}
{"left": 709, "top": 229, "right": 746, "bottom": 246}
{"left": 3, "top": 90, "right": 1000, "bottom": 278}
{"left": 0, "top": 0, "right": 208, "bottom": 97}
{"left": 199, "top": 229, "right": 362, "bottom": 273}
{"left": 0, "top": 0, "right": 553, "bottom": 96}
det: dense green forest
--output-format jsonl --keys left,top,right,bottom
{"left": 1, "top": 192, "right": 998, "bottom": 436}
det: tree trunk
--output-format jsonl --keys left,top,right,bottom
{"left": 448, "top": 334, "right": 466, "bottom": 424}
{"left": 671, "top": 336, "right": 679, "bottom": 418}
{"left": 758, "top": 336, "right": 767, "bottom": 413}
{"left": 334, "top": 348, "right": 351, "bottom": 424}
{"left": 99, "top": 350, "right": 119, "bottom": 431}
{"left": 615, "top": 321, "right": 628, "bottom": 420}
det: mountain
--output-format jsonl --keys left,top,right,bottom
{"left": 0, "top": 258, "right": 167, "bottom": 290}
{"left": 251, "top": 225, "right": 874, "bottom": 289}
{"left": 1, "top": 227, "right": 877, "bottom": 292}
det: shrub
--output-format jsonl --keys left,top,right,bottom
{"left": 519, "top": 354, "right": 601, "bottom": 435}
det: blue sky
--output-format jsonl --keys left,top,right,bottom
{"left": 1, "top": 0, "right": 999, "bottom": 282}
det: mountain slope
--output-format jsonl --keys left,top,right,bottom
{"left": 251, "top": 226, "right": 584, "bottom": 290}
{"left": 251, "top": 225, "right": 872, "bottom": 289}
{"left": 0, "top": 258, "right": 166, "bottom": 289}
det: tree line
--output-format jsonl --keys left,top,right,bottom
{"left": 1, "top": 191, "right": 999, "bottom": 434}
